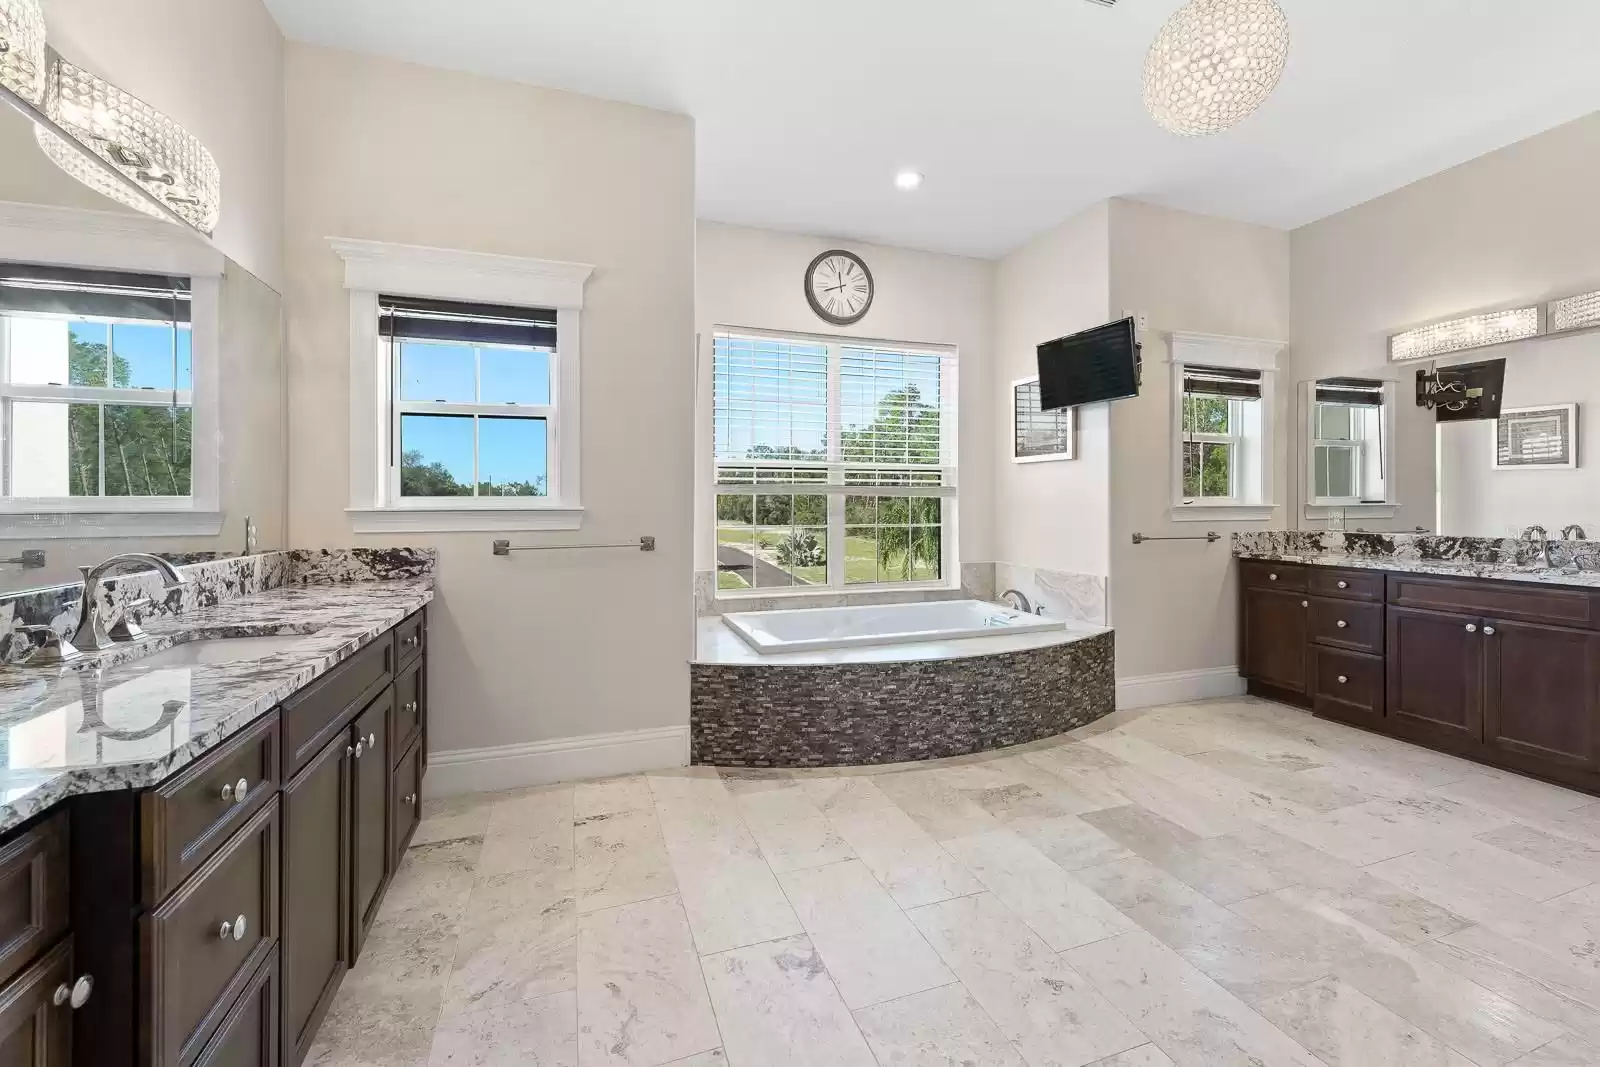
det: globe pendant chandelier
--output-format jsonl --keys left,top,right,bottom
{"left": 0, "top": 0, "right": 46, "bottom": 105}
{"left": 1143, "top": 0, "right": 1290, "bottom": 136}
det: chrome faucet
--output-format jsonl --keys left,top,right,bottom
{"left": 72, "top": 553, "right": 187, "bottom": 652}
{"left": 1562, "top": 524, "right": 1588, "bottom": 541}
{"left": 999, "top": 589, "right": 1033, "bottom": 613}
{"left": 1518, "top": 526, "right": 1552, "bottom": 569}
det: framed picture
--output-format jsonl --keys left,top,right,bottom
{"left": 1493, "top": 404, "right": 1578, "bottom": 469}
{"left": 1013, "top": 376, "right": 1075, "bottom": 463}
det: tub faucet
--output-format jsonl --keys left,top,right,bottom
{"left": 999, "top": 589, "right": 1033, "bottom": 614}
{"left": 1518, "top": 526, "right": 1552, "bottom": 569}
{"left": 1562, "top": 524, "right": 1588, "bottom": 541}
{"left": 72, "top": 553, "right": 188, "bottom": 652}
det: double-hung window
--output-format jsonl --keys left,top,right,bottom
{"left": 0, "top": 264, "right": 194, "bottom": 505}
{"left": 1178, "top": 364, "right": 1259, "bottom": 503}
{"left": 1168, "top": 333, "right": 1284, "bottom": 521}
{"left": 383, "top": 296, "right": 556, "bottom": 503}
{"left": 712, "top": 330, "right": 957, "bottom": 592}
{"left": 1310, "top": 377, "right": 1387, "bottom": 504}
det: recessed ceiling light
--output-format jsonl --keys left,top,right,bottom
{"left": 894, "top": 170, "right": 923, "bottom": 191}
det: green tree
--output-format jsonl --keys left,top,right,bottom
{"left": 839, "top": 386, "right": 943, "bottom": 579}
{"left": 65, "top": 332, "right": 190, "bottom": 497}
{"left": 400, "top": 450, "right": 472, "bottom": 497}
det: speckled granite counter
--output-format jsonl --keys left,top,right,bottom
{"left": 1234, "top": 531, "right": 1600, "bottom": 589}
{"left": 0, "top": 552, "right": 433, "bottom": 834}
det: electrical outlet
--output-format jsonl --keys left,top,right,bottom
{"left": 1123, "top": 310, "right": 1149, "bottom": 332}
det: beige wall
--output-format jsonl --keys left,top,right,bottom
{"left": 993, "top": 202, "right": 1113, "bottom": 578}
{"left": 283, "top": 44, "right": 696, "bottom": 754}
{"left": 1291, "top": 111, "right": 1600, "bottom": 534}
{"left": 43, "top": 0, "right": 286, "bottom": 288}
{"left": 1107, "top": 199, "right": 1292, "bottom": 680}
{"left": 693, "top": 221, "right": 996, "bottom": 583}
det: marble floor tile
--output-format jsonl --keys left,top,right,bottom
{"left": 907, "top": 893, "right": 1147, "bottom": 1067}
{"left": 576, "top": 895, "right": 721, "bottom": 1067}
{"left": 1253, "top": 977, "right": 1477, "bottom": 1067}
{"left": 797, "top": 775, "right": 898, "bottom": 818}
{"left": 441, "top": 866, "right": 576, "bottom": 1017}
{"left": 967, "top": 782, "right": 1072, "bottom": 823}
{"left": 573, "top": 775, "right": 656, "bottom": 821}
{"left": 736, "top": 786, "right": 856, "bottom": 873}
{"left": 478, "top": 785, "right": 573, "bottom": 878}
{"left": 1507, "top": 1034, "right": 1600, "bottom": 1066}
{"left": 987, "top": 753, "right": 1133, "bottom": 815}
{"left": 1063, "top": 930, "right": 1326, "bottom": 1067}
{"left": 342, "top": 907, "right": 462, "bottom": 994}
{"left": 1477, "top": 821, "right": 1600, "bottom": 883}
{"left": 1080, "top": 805, "right": 1288, "bottom": 906}
{"left": 574, "top": 807, "right": 678, "bottom": 914}
{"left": 1082, "top": 1048, "right": 1176, "bottom": 1067}
{"left": 1415, "top": 935, "right": 1600, "bottom": 1048}
{"left": 943, "top": 829, "right": 1136, "bottom": 951}
{"left": 852, "top": 983, "right": 1025, "bottom": 1067}
{"left": 414, "top": 793, "right": 498, "bottom": 846}
{"left": 1075, "top": 761, "right": 1248, "bottom": 839}
{"left": 1365, "top": 851, "right": 1547, "bottom": 927}
{"left": 659, "top": 1053, "right": 727, "bottom": 1067}
{"left": 827, "top": 803, "right": 983, "bottom": 908}
{"left": 1189, "top": 748, "right": 1367, "bottom": 813}
{"left": 380, "top": 835, "right": 484, "bottom": 917}
{"left": 1009, "top": 813, "right": 1136, "bottom": 872}
{"left": 427, "top": 990, "right": 576, "bottom": 1066}
{"left": 777, "top": 859, "right": 954, "bottom": 1009}
{"left": 874, "top": 769, "right": 1006, "bottom": 841}
{"left": 699, "top": 934, "right": 877, "bottom": 1067}
{"left": 1412, "top": 835, "right": 1590, "bottom": 902}
{"left": 1428, "top": 768, "right": 1596, "bottom": 824}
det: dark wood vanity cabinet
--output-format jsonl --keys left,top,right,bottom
{"left": 1243, "top": 563, "right": 1600, "bottom": 793}
{"left": 0, "top": 606, "right": 434, "bottom": 1067}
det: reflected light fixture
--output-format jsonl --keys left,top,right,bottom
{"left": 1143, "top": 0, "right": 1290, "bottom": 136}
{"left": 1548, "top": 290, "right": 1600, "bottom": 335}
{"left": 1389, "top": 307, "right": 1540, "bottom": 362}
{"left": 0, "top": 0, "right": 46, "bottom": 104}
{"left": 894, "top": 170, "right": 923, "bottom": 191}
{"left": 37, "top": 54, "right": 221, "bottom": 233}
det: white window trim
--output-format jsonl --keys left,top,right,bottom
{"left": 329, "top": 238, "right": 594, "bottom": 533}
{"left": 1301, "top": 378, "right": 1401, "bottom": 520}
{"left": 0, "top": 201, "right": 223, "bottom": 539}
{"left": 1168, "top": 332, "right": 1284, "bottom": 523}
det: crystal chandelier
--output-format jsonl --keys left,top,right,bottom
{"left": 37, "top": 55, "right": 221, "bottom": 233}
{"left": 0, "top": 0, "right": 46, "bottom": 105}
{"left": 1143, "top": 0, "right": 1290, "bottom": 137}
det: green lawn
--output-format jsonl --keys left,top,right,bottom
{"left": 715, "top": 525, "right": 937, "bottom": 588}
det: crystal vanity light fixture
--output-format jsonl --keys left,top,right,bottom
{"left": 1389, "top": 306, "right": 1540, "bottom": 362}
{"left": 1143, "top": 0, "right": 1290, "bottom": 136}
{"left": 36, "top": 54, "right": 221, "bottom": 233}
{"left": 0, "top": 0, "right": 47, "bottom": 104}
{"left": 1548, "top": 290, "right": 1600, "bottom": 335}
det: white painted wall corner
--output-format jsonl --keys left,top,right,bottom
{"left": 424, "top": 725, "right": 690, "bottom": 797}
{"left": 1116, "top": 666, "right": 1246, "bottom": 710}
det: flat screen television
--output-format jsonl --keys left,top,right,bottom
{"left": 1037, "top": 318, "right": 1141, "bottom": 411}
{"left": 1420, "top": 358, "right": 1507, "bottom": 423}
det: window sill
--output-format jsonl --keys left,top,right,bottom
{"left": 347, "top": 505, "right": 584, "bottom": 533}
{"left": 0, "top": 509, "right": 224, "bottom": 540}
{"left": 714, "top": 580, "right": 961, "bottom": 604}
{"left": 1168, "top": 504, "right": 1277, "bottom": 523}
{"left": 1303, "top": 503, "right": 1398, "bottom": 521}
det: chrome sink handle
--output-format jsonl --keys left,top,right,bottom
{"left": 9, "top": 623, "right": 83, "bottom": 666}
{"left": 107, "top": 598, "right": 155, "bottom": 642}
{"left": 72, "top": 555, "right": 188, "bottom": 652}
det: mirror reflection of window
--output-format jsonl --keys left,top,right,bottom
{"left": 1311, "top": 378, "right": 1388, "bottom": 505}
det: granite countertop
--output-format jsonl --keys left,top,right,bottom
{"left": 1234, "top": 548, "right": 1600, "bottom": 589}
{"left": 0, "top": 578, "right": 433, "bottom": 834}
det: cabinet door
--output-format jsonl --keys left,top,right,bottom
{"left": 350, "top": 692, "right": 392, "bottom": 961}
{"left": 390, "top": 740, "right": 423, "bottom": 873}
{"left": 280, "top": 730, "right": 350, "bottom": 1067}
{"left": 1386, "top": 606, "right": 1484, "bottom": 745}
{"left": 1485, "top": 618, "right": 1600, "bottom": 772}
{"left": 0, "top": 938, "right": 74, "bottom": 1067}
{"left": 1243, "top": 587, "right": 1309, "bottom": 694}
{"left": 191, "top": 947, "right": 277, "bottom": 1067}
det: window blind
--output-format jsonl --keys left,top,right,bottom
{"left": 379, "top": 295, "right": 557, "bottom": 348}
{"left": 0, "top": 263, "right": 190, "bottom": 322}
{"left": 1315, "top": 377, "right": 1385, "bottom": 407}
{"left": 1182, "top": 364, "right": 1262, "bottom": 400}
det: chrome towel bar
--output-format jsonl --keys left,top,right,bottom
{"left": 1131, "top": 531, "right": 1221, "bottom": 544}
{"left": 493, "top": 536, "right": 656, "bottom": 555}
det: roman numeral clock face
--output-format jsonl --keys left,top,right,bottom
{"left": 805, "top": 250, "right": 874, "bottom": 326}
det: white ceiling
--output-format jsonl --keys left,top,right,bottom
{"left": 263, "top": 0, "right": 1600, "bottom": 260}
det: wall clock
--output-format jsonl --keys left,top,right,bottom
{"left": 804, "top": 249, "right": 874, "bottom": 326}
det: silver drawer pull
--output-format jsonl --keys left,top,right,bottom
{"left": 1301, "top": 600, "right": 1309, "bottom": 608}
{"left": 403, "top": 793, "right": 417, "bottom": 805}
{"left": 1465, "top": 623, "right": 1478, "bottom": 633}
{"left": 1269, "top": 572, "right": 1279, "bottom": 581}
{"left": 368, "top": 732, "right": 377, "bottom": 748}
{"left": 218, "top": 915, "right": 247, "bottom": 942}
{"left": 355, "top": 740, "right": 365, "bottom": 759}
{"left": 52, "top": 975, "right": 92, "bottom": 1009}
{"left": 1337, "top": 675, "right": 1349, "bottom": 684}
{"left": 221, "top": 777, "right": 249, "bottom": 805}
{"left": 1484, "top": 625, "right": 1497, "bottom": 636}
{"left": 1336, "top": 620, "right": 1348, "bottom": 629}
{"left": 405, "top": 701, "right": 418, "bottom": 713}
{"left": 1337, "top": 580, "right": 1349, "bottom": 589}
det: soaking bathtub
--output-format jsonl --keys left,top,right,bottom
{"left": 721, "top": 598, "right": 1065, "bottom": 655}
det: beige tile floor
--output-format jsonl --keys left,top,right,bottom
{"left": 306, "top": 697, "right": 1600, "bottom": 1067}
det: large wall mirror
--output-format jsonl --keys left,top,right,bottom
{"left": 0, "top": 83, "right": 286, "bottom": 594}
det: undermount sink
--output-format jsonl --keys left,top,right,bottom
{"left": 132, "top": 635, "right": 311, "bottom": 668}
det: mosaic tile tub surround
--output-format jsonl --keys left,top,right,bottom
{"left": 690, "top": 629, "right": 1115, "bottom": 767}
{"left": 1234, "top": 531, "right": 1600, "bottom": 586}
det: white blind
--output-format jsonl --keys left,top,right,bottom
{"left": 713, "top": 332, "right": 955, "bottom": 492}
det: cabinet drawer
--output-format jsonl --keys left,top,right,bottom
{"left": 282, "top": 637, "right": 392, "bottom": 777}
{"left": 142, "top": 711, "right": 279, "bottom": 907}
{"left": 0, "top": 937, "right": 73, "bottom": 1065}
{"left": 0, "top": 811, "right": 68, "bottom": 992}
{"left": 1241, "top": 560, "right": 1306, "bottom": 592}
{"left": 390, "top": 739, "right": 423, "bottom": 871}
{"left": 1309, "top": 597, "right": 1384, "bottom": 654}
{"left": 143, "top": 798, "right": 279, "bottom": 1067}
{"left": 1312, "top": 647, "right": 1384, "bottom": 725}
{"left": 1389, "top": 574, "right": 1600, "bottom": 630}
{"left": 190, "top": 946, "right": 277, "bottom": 1067}
{"left": 392, "top": 659, "right": 423, "bottom": 767}
{"left": 395, "top": 611, "right": 425, "bottom": 669}
{"left": 1307, "top": 567, "right": 1383, "bottom": 602}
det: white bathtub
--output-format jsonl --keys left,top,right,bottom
{"left": 721, "top": 598, "right": 1066, "bottom": 654}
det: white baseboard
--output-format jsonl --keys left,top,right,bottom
{"left": 426, "top": 725, "right": 690, "bottom": 797}
{"left": 1116, "top": 666, "right": 1246, "bottom": 710}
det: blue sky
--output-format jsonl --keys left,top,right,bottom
{"left": 399, "top": 342, "right": 550, "bottom": 490}
{"left": 72, "top": 321, "right": 192, "bottom": 390}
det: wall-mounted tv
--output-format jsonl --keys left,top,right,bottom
{"left": 1037, "top": 318, "right": 1141, "bottom": 411}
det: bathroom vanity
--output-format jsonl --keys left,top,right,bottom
{"left": 1237, "top": 541, "right": 1600, "bottom": 793}
{"left": 0, "top": 554, "right": 432, "bottom": 1067}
